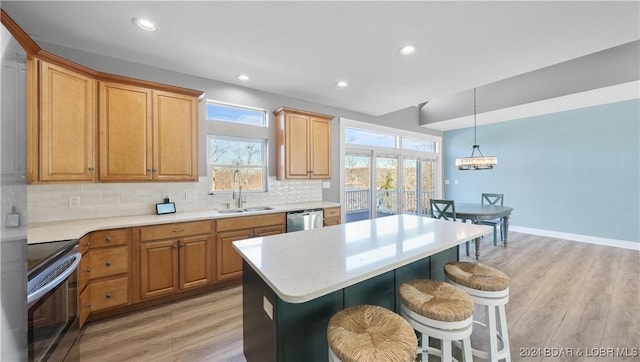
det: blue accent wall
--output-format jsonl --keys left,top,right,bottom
{"left": 443, "top": 99, "right": 639, "bottom": 243}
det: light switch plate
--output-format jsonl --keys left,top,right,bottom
{"left": 322, "top": 181, "right": 330, "bottom": 189}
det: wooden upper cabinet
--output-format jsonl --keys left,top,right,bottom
{"left": 37, "top": 60, "right": 96, "bottom": 182}
{"left": 274, "top": 107, "right": 333, "bottom": 180}
{"left": 153, "top": 91, "right": 198, "bottom": 181}
{"left": 98, "top": 84, "right": 198, "bottom": 181}
{"left": 99, "top": 82, "right": 153, "bottom": 181}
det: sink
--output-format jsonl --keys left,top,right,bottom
{"left": 243, "top": 207, "right": 274, "bottom": 212}
{"left": 217, "top": 209, "right": 245, "bottom": 214}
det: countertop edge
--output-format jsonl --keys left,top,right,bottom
{"left": 28, "top": 201, "right": 340, "bottom": 244}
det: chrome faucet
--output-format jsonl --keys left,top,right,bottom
{"left": 232, "top": 170, "right": 246, "bottom": 208}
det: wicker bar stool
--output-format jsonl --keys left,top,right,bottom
{"left": 399, "top": 279, "right": 474, "bottom": 362}
{"left": 327, "top": 304, "right": 417, "bottom": 362}
{"left": 445, "top": 262, "right": 511, "bottom": 362}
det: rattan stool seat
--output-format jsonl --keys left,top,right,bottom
{"left": 444, "top": 261, "right": 510, "bottom": 291}
{"left": 399, "top": 279, "right": 474, "bottom": 322}
{"left": 327, "top": 304, "right": 417, "bottom": 362}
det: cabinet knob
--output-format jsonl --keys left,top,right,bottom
{"left": 105, "top": 293, "right": 112, "bottom": 299}
{"left": 85, "top": 242, "right": 91, "bottom": 247}
{"left": 146, "top": 168, "right": 151, "bottom": 172}
{"left": 88, "top": 167, "right": 95, "bottom": 171}
{"left": 105, "top": 261, "right": 111, "bottom": 267}
{"left": 105, "top": 236, "right": 112, "bottom": 242}
{"left": 179, "top": 243, "right": 184, "bottom": 248}
{"left": 85, "top": 303, "right": 92, "bottom": 308}
{"left": 172, "top": 244, "right": 178, "bottom": 249}
{"left": 84, "top": 268, "right": 91, "bottom": 273}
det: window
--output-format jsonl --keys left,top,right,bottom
{"left": 207, "top": 135, "right": 267, "bottom": 193}
{"left": 342, "top": 120, "right": 441, "bottom": 223}
{"left": 345, "top": 128, "right": 397, "bottom": 148}
{"left": 206, "top": 100, "right": 267, "bottom": 127}
{"left": 401, "top": 136, "right": 437, "bottom": 153}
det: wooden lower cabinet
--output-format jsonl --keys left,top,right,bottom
{"left": 78, "top": 229, "right": 131, "bottom": 328}
{"left": 216, "top": 214, "right": 286, "bottom": 281}
{"left": 137, "top": 220, "right": 214, "bottom": 301}
{"left": 323, "top": 207, "right": 341, "bottom": 226}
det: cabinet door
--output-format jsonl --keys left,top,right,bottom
{"left": 284, "top": 113, "right": 311, "bottom": 178}
{"left": 216, "top": 229, "right": 252, "bottom": 281}
{"left": 309, "top": 117, "right": 331, "bottom": 179}
{"left": 153, "top": 91, "right": 198, "bottom": 181}
{"left": 179, "top": 234, "right": 212, "bottom": 289}
{"left": 99, "top": 82, "right": 153, "bottom": 181}
{"left": 139, "top": 239, "right": 179, "bottom": 299}
{"left": 39, "top": 61, "right": 96, "bottom": 181}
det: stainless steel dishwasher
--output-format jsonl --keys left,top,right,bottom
{"left": 286, "top": 209, "right": 323, "bottom": 232}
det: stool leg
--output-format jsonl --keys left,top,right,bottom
{"left": 488, "top": 305, "right": 499, "bottom": 362}
{"left": 498, "top": 304, "right": 511, "bottom": 362}
{"left": 460, "top": 335, "right": 473, "bottom": 362}
{"left": 421, "top": 334, "right": 429, "bottom": 362}
{"left": 492, "top": 224, "right": 497, "bottom": 246}
{"left": 442, "top": 339, "right": 453, "bottom": 362}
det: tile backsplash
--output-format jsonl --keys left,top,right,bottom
{"left": 28, "top": 177, "right": 323, "bottom": 223}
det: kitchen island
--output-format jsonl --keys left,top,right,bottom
{"left": 233, "top": 214, "right": 491, "bottom": 362}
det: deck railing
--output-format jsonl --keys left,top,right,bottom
{"left": 345, "top": 189, "right": 435, "bottom": 215}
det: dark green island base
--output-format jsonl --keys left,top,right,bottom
{"left": 242, "top": 246, "right": 459, "bottom": 362}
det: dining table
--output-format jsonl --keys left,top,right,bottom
{"left": 448, "top": 203, "right": 514, "bottom": 259}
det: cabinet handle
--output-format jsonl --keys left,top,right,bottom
{"left": 105, "top": 293, "right": 112, "bottom": 299}
{"left": 152, "top": 168, "right": 157, "bottom": 172}
{"left": 179, "top": 243, "right": 184, "bottom": 248}
{"left": 172, "top": 244, "right": 178, "bottom": 249}
{"left": 146, "top": 168, "right": 151, "bottom": 172}
{"left": 85, "top": 303, "right": 92, "bottom": 308}
{"left": 85, "top": 242, "right": 91, "bottom": 248}
{"left": 88, "top": 167, "right": 95, "bottom": 171}
{"left": 105, "top": 261, "right": 111, "bottom": 267}
{"left": 105, "top": 236, "right": 112, "bottom": 242}
{"left": 84, "top": 268, "right": 91, "bottom": 273}
{"left": 172, "top": 229, "right": 185, "bottom": 233}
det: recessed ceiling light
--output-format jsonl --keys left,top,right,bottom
{"left": 237, "top": 74, "right": 250, "bottom": 82}
{"left": 398, "top": 45, "right": 416, "bottom": 55}
{"left": 132, "top": 17, "right": 156, "bottom": 32}
{"left": 336, "top": 81, "right": 349, "bottom": 88}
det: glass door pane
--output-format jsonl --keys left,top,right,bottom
{"left": 376, "top": 156, "right": 398, "bottom": 218}
{"left": 402, "top": 158, "right": 418, "bottom": 214}
{"left": 345, "top": 153, "right": 371, "bottom": 222}
{"left": 421, "top": 159, "right": 436, "bottom": 215}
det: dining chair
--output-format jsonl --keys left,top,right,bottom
{"left": 430, "top": 199, "right": 456, "bottom": 221}
{"left": 481, "top": 193, "right": 504, "bottom": 246}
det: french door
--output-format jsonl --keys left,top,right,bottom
{"left": 345, "top": 150, "right": 436, "bottom": 223}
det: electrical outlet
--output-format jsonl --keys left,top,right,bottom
{"left": 162, "top": 193, "right": 171, "bottom": 201}
{"left": 185, "top": 191, "right": 196, "bottom": 202}
{"left": 69, "top": 196, "right": 80, "bottom": 208}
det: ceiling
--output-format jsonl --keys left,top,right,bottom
{"left": 3, "top": 1, "right": 639, "bottom": 117}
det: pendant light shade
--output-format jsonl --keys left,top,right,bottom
{"left": 455, "top": 88, "right": 497, "bottom": 170}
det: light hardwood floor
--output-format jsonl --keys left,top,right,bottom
{"left": 79, "top": 232, "right": 639, "bottom": 361}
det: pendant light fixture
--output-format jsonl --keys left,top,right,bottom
{"left": 455, "top": 88, "right": 497, "bottom": 170}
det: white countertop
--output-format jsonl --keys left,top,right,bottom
{"left": 27, "top": 201, "right": 339, "bottom": 244}
{"left": 232, "top": 214, "right": 491, "bottom": 303}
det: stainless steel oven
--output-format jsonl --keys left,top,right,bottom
{"left": 27, "top": 240, "right": 81, "bottom": 362}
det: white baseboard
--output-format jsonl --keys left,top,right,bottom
{"left": 509, "top": 226, "right": 639, "bottom": 251}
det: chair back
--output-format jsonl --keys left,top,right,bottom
{"left": 481, "top": 193, "right": 504, "bottom": 206}
{"left": 430, "top": 199, "right": 456, "bottom": 221}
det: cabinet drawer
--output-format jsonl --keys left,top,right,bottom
{"left": 79, "top": 253, "right": 90, "bottom": 291}
{"left": 88, "top": 246, "right": 128, "bottom": 279}
{"left": 217, "top": 213, "right": 286, "bottom": 232}
{"left": 324, "top": 207, "right": 341, "bottom": 218}
{"left": 88, "top": 229, "right": 128, "bottom": 248}
{"left": 86, "top": 276, "right": 129, "bottom": 312}
{"left": 140, "top": 221, "right": 211, "bottom": 241}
